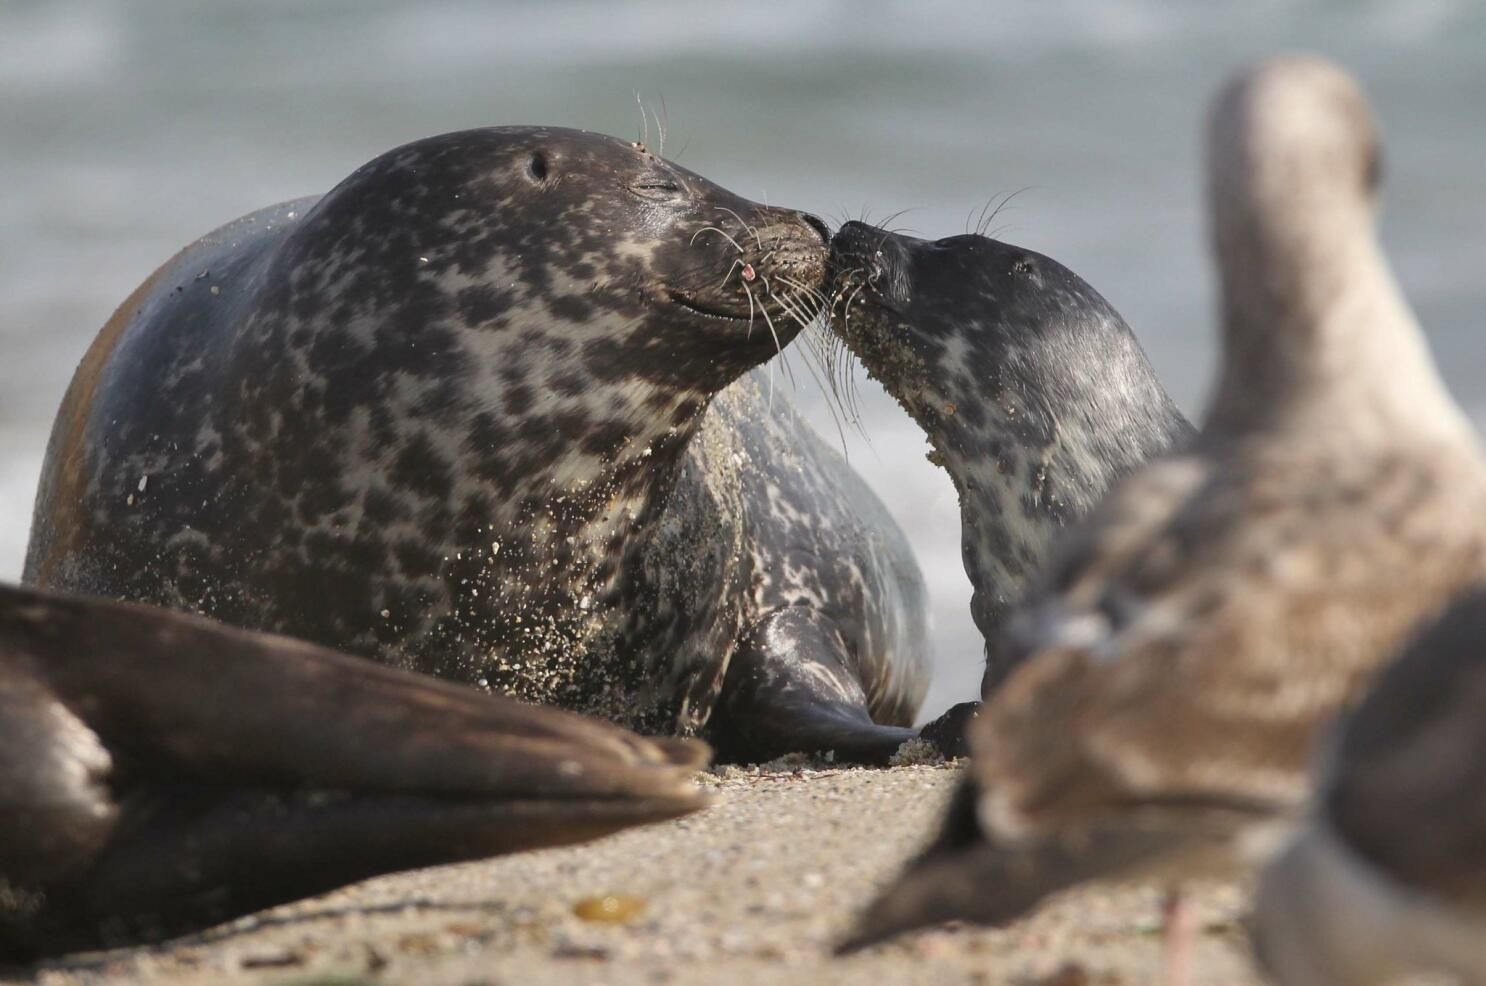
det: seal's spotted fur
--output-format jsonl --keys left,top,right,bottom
{"left": 829, "top": 224, "right": 1192, "bottom": 692}
{"left": 25, "top": 127, "right": 929, "bottom": 760}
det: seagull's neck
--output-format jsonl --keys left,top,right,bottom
{"left": 1205, "top": 209, "right": 1475, "bottom": 450}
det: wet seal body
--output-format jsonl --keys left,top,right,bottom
{"left": 24, "top": 127, "right": 929, "bottom": 762}
{"left": 829, "top": 222, "right": 1192, "bottom": 742}
{"left": 0, "top": 582, "right": 709, "bottom": 960}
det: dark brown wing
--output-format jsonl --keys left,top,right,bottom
{"left": 978, "top": 444, "right": 1486, "bottom": 837}
{"left": 1325, "top": 586, "right": 1486, "bottom": 907}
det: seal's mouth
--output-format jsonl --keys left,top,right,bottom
{"left": 670, "top": 213, "right": 830, "bottom": 332}
{"left": 824, "top": 223, "right": 936, "bottom": 406}
{"left": 666, "top": 290, "right": 755, "bottom": 322}
{"left": 827, "top": 221, "right": 911, "bottom": 315}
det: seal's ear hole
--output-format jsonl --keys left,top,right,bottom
{"left": 1011, "top": 257, "right": 1036, "bottom": 276}
{"left": 527, "top": 152, "right": 550, "bottom": 184}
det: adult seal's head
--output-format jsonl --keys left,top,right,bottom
{"left": 829, "top": 222, "right": 1192, "bottom": 694}
{"left": 25, "top": 126, "right": 834, "bottom": 728}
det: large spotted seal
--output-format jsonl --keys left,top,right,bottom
{"left": 828, "top": 221, "right": 1192, "bottom": 742}
{"left": 0, "top": 582, "right": 708, "bottom": 959}
{"left": 24, "top": 127, "right": 930, "bottom": 763}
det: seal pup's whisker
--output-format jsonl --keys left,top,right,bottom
{"left": 961, "top": 188, "right": 1033, "bottom": 239}
{"left": 874, "top": 208, "right": 917, "bottom": 237}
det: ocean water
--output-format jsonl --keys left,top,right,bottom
{"left": 3, "top": 0, "right": 1485, "bottom": 718}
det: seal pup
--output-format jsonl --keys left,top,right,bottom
{"left": 23, "top": 127, "right": 931, "bottom": 763}
{"left": 839, "top": 55, "right": 1486, "bottom": 976}
{"left": 1251, "top": 588, "right": 1486, "bottom": 985}
{"left": 828, "top": 220, "right": 1194, "bottom": 743}
{"left": 0, "top": 582, "right": 708, "bottom": 960}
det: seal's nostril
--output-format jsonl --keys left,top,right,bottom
{"left": 801, "top": 214, "right": 831, "bottom": 246}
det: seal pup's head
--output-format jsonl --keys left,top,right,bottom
{"left": 827, "top": 223, "right": 1191, "bottom": 664}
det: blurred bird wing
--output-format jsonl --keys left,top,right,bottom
{"left": 976, "top": 445, "right": 1486, "bottom": 840}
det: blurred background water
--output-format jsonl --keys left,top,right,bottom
{"left": 3, "top": 0, "right": 1484, "bottom": 718}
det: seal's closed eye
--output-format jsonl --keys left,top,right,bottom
{"left": 629, "top": 177, "right": 684, "bottom": 202}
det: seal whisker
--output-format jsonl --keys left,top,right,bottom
{"left": 742, "top": 277, "right": 759, "bottom": 341}
{"left": 634, "top": 90, "right": 650, "bottom": 149}
{"left": 977, "top": 187, "right": 1035, "bottom": 238}
{"left": 783, "top": 286, "right": 865, "bottom": 436}
{"left": 875, "top": 208, "right": 916, "bottom": 235}
{"left": 655, "top": 94, "right": 668, "bottom": 156}
{"left": 774, "top": 287, "right": 822, "bottom": 338}
{"left": 818, "top": 271, "right": 871, "bottom": 426}
{"left": 716, "top": 207, "right": 764, "bottom": 252}
{"left": 792, "top": 325, "right": 857, "bottom": 452}
{"left": 777, "top": 276, "right": 834, "bottom": 325}
{"left": 718, "top": 257, "right": 747, "bottom": 291}
{"left": 690, "top": 225, "right": 747, "bottom": 254}
{"left": 754, "top": 291, "right": 796, "bottom": 408}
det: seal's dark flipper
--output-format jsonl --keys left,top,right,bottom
{"left": 0, "top": 583, "right": 709, "bottom": 959}
{"left": 917, "top": 700, "right": 982, "bottom": 758}
{"left": 711, "top": 607, "right": 918, "bottom": 765}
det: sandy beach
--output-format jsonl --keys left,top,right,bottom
{"left": 10, "top": 761, "right": 1262, "bottom": 986}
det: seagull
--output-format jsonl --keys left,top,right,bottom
{"left": 839, "top": 54, "right": 1486, "bottom": 986}
{"left": 1252, "top": 587, "right": 1486, "bottom": 985}
{"left": 0, "top": 582, "right": 708, "bottom": 959}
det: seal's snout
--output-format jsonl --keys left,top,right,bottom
{"left": 829, "top": 220, "right": 877, "bottom": 272}
{"left": 829, "top": 221, "right": 910, "bottom": 309}
{"left": 670, "top": 206, "right": 828, "bottom": 333}
{"left": 749, "top": 214, "right": 829, "bottom": 288}
{"left": 800, "top": 212, "right": 832, "bottom": 246}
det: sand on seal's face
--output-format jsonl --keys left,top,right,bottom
{"left": 14, "top": 765, "right": 1261, "bottom": 986}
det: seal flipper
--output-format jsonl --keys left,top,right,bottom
{"left": 917, "top": 700, "right": 982, "bottom": 758}
{"left": 0, "top": 584, "right": 709, "bottom": 959}
{"left": 710, "top": 607, "right": 917, "bottom": 765}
